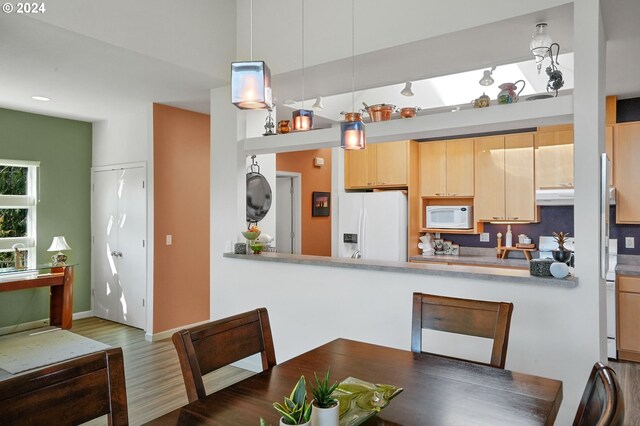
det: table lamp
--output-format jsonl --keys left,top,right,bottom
{"left": 48, "top": 236, "right": 72, "bottom": 266}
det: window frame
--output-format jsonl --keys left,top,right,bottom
{"left": 0, "top": 159, "right": 39, "bottom": 267}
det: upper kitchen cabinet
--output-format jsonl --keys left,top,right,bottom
{"left": 614, "top": 122, "right": 640, "bottom": 223}
{"left": 535, "top": 125, "right": 574, "bottom": 189}
{"left": 345, "top": 140, "right": 414, "bottom": 189}
{"left": 475, "top": 133, "right": 536, "bottom": 222}
{"left": 419, "top": 139, "right": 474, "bottom": 197}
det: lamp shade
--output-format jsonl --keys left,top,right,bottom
{"left": 292, "top": 109, "right": 314, "bottom": 131}
{"left": 48, "top": 236, "right": 71, "bottom": 252}
{"left": 341, "top": 113, "right": 366, "bottom": 150}
{"left": 231, "top": 61, "right": 273, "bottom": 110}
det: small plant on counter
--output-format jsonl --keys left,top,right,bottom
{"left": 553, "top": 232, "right": 570, "bottom": 251}
{"left": 311, "top": 368, "right": 339, "bottom": 409}
{"left": 273, "top": 375, "right": 313, "bottom": 425}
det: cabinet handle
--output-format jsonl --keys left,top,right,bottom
{"left": 492, "top": 216, "right": 502, "bottom": 220}
{"left": 435, "top": 192, "right": 443, "bottom": 196}
{"left": 110, "top": 251, "right": 122, "bottom": 257}
{"left": 448, "top": 193, "right": 457, "bottom": 196}
{"left": 367, "top": 183, "right": 374, "bottom": 186}
{"left": 507, "top": 217, "right": 519, "bottom": 220}
{"left": 378, "top": 182, "right": 386, "bottom": 185}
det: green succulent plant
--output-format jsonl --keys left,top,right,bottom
{"left": 553, "top": 232, "right": 570, "bottom": 250}
{"left": 273, "top": 375, "right": 313, "bottom": 425}
{"left": 311, "top": 368, "right": 339, "bottom": 409}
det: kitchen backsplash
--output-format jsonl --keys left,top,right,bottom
{"left": 438, "top": 206, "right": 640, "bottom": 255}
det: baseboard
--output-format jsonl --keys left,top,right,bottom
{"left": 0, "top": 311, "right": 95, "bottom": 336}
{"left": 144, "top": 318, "right": 210, "bottom": 342}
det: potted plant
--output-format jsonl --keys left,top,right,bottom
{"left": 552, "top": 231, "right": 572, "bottom": 263}
{"left": 273, "top": 375, "right": 313, "bottom": 426}
{"left": 310, "top": 369, "right": 340, "bottom": 426}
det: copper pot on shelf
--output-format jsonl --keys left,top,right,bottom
{"left": 278, "top": 120, "right": 291, "bottom": 134}
{"left": 362, "top": 102, "right": 396, "bottom": 122}
{"left": 399, "top": 106, "right": 421, "bottom": 118}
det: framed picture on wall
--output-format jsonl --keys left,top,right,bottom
{"left": 312, "top": 192, "right": 330, "bottom": 217}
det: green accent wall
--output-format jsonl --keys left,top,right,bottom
{"left": 0, "top": 108, "right": 92, "bottom": 329}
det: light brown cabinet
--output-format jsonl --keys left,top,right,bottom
{"left": 419, "top": 139, "right": 474, "bottom": 197}
{"left": 614, "top": 122, "right": 640, "bottom": 223}
{"left": 617, "top": 275, "right": 640, "bottom": 362}
{"left": 536, "top": 125, "right": 574, "bottom": 189}
{"left": 474, "top": 133, "right": 536, "bottom": 222}
{"left": 344, "top": 140, "right": 410, "bottom": 189}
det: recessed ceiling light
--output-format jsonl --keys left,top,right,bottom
{"left": 31, "top": 96, "right": 51, "bottom": 102}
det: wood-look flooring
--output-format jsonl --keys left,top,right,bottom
{"left": 0, "top": 317, "right": 254, "bottom": 425}
{"left": 2, "top": 318, "right": 640, "bottom": 425}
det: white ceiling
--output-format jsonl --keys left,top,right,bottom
{"left": 0, "top": 0, "right": 638, "bottom": 123}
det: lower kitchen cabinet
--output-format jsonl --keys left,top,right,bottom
{"left": 617, "top": 275, "right": 640, "bottom": 362}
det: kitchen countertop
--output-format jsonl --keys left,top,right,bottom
{"left": 223, "top": 252, "right": 577, "bottom": 288}
{"left": 616, "top": 264, "right": 640, "bottom": 276}
{"left": 409, "top": 254, "right": 529, "bottom": 269}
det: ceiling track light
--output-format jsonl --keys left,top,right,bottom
{"left": 312, "top": 96, "right": 324, "bottom": 110}
{"left": 400, "top": 81, "right": 414, "bottom": 96}
{"left": 231, "top": 0, "right": 273, "bottom": 110}
{"left": 479, "top": 66, "right": 496, "bottom": 86}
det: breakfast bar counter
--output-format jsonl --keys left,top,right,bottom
{"left": 224, "top": 252, "right": 576, "bottom": 288}
{"left": 409, "top": 254, "right": 529, "bottom": 269}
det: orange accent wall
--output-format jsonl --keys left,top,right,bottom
{"left": 153, "top": 104, "right": 210, "bottom": 333}
{"left": 276, "top": 149, "right": 332, "bottom": 256}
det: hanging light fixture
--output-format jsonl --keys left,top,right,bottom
{"left": 231, "top": 0, "right": 273, "bottom": 109}
{"left": 479, "top": 66, "right": 496, "bottom": 86}
{"left": 530, "top": 23, "right": 553, "bottom": 74}
{"left": 341, "top": 0, "right": 365, "bottom": 150}
{"left": 312, "top": 96, "right": 324, "bottom": 110}
{"left": 292, "top": 0, "right": 314, "bottom": 131}
{"left": 400, "top": 81, "right": 414, "bottom": 96}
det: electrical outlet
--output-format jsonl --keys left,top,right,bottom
{"left": 626, "top": 237, "right": 635, "bottom": 249}
{"left": 480, "top": 233, "right": 490, "bottom": 242}
{"left": 166, "top": 235, "right": 172, "bottom": 246}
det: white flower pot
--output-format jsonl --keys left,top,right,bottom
{"left": 279, "top": 418, "right": 311, "bottom": 426}
{"left": 310, "top": 400, "right": 339, "bottom": 426}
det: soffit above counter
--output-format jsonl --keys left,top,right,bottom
{"left": 243, "top": 94, "right": 573, "bottom": 155}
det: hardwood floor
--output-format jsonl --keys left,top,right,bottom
{"left": 609, "top": 359, "right": 640, "bottom": 426}
{"left": 1, "top": 317, "right": 254, "bottom": 425}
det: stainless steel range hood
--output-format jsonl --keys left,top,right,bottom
{"left": 535, "top": 187, "right": 616, "bottom": 206}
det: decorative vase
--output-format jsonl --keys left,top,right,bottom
{"left": 550, "top": 262, "right": 570, "bottom": 278}
{"left": 279, "top": 418, "right": 311, "bottom": 426}
{"left": 310, "top": 401, "right": 339, "bottom": 426}
{"left": 551, "top": 249, "right": 572, "bottom": 264}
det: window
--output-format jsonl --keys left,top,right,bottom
{"left": 0, "top": 160, "right": 39, "bottom": 268}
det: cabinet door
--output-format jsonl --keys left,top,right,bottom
{"left": 419, "top": 141, "right": 446, "bottom": 196}
{"left": 505, "top": 133, "right": 535, "bottom": 221}
{"left": 615, "top": 123, "right": 640, "bottom": 223}
{"left": 474, "top": 136, "right": 505, "bottom": 221}
{"left": 536, "top": 127, "right": 574, "bottom": 189}
{"left": 345, "top": 146, "right": 376, "bottom": 188}
{"left": 618, "top": 276, "right": 640, "bottom": 353}
{"left": 376, "top": 141, "right": 408, "bottom": 186}
{"left": 446, "top": 139, "right": 474, "bottom": 196}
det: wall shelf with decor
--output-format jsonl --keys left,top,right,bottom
{"left": 243, "top": 95, "right": 574, "bottom": 155}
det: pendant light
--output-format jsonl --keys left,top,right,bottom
{"left": 341, "top": 0, "right": 365, "bottom": 150}
{"left": 292, "top": 0, "right": 314, "bottom": 131}
{"left": 231, "top": 0, "right": 273, "bottom": 109}
{"left": 530, "top": 23, "right": 553, "bottom": 74}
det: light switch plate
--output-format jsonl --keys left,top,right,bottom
{"left": 480, "top": 233, "right": 490, "bottom": 242}
{"left": 626, "top": 237, "right": 635, "bottom": 249}
{"left": 166, "top": 235, "right": 172, "bottom": 245}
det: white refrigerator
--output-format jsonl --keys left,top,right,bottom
{"left": 338, "top": 191, "right": 407, "bottom": 262}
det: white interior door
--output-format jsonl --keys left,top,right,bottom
{"left": 92, "top": 165, "right": 147, "bottom": 330}
{"left": 276, "top": 177, "right": 293, "bottom": 254}
{"left": 92, "top": 170, "right": 119, "bottom": 322}
{"left": 115, "top": 168, "right": 146, "bottom": 329}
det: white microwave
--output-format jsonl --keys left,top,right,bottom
{"left": 426, "top": 206, "right": 473, "bottom": 229}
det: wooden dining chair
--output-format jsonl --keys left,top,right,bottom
{"left": 0, "top": 347, "right": 128, "bottom": 426}
{"left": 573, "top": 362, "right": 625, "bottom": 426}
{"left": 172, "top": 307, "right": 277, "bottom": 402}
{"left": 411, "top": 292, "right": 514, "bottom": 368}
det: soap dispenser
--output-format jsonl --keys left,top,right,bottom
{"left": 505, "top": 225, "right": 513, "bottom": 247}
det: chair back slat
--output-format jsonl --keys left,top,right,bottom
{"left": 574, "top": 362, "right": 625, "bottom": 426}
{"left": 0, "top": 348, "right": 128, "bottom": 426}
{"left": 412, "top": 292, "right": 513, "bottom": 369}
{"left": 173, "top": 307, "right": 276, "bottom": 402}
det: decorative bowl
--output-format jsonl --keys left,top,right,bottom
{"left": 241, "top": 230, "right": 261, "bottom": 240}
{"left": 250, "top": 244, "right": 264, "bottom": 254}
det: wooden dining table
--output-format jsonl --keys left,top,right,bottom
{"left": 145, "top": 338, "right": 563, "bottom": 425}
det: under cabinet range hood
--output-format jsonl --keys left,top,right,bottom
{"left": 535, "top": 187, "right": 616, "bottom": 206}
